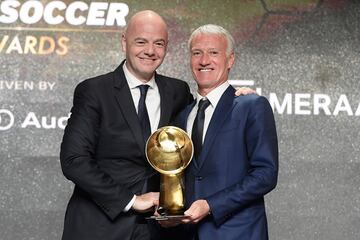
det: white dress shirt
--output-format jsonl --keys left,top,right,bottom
{"left": 123, "top": 63, "right": 160, "bottom": 134}
{"left": 122, "top": 63, "right": 161, "bottom": 211}
{"left": 186, "top": 81, "right": 230, "bottom": 143}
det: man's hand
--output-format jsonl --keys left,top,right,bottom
{"left": 235, "top": 87, "right": 256, "bottom": 96}
{"left": 132, "top": 192, "right": 159, "bottom": 213}
{"left": 181, "top": 199, "right": 210, "bottom": 224}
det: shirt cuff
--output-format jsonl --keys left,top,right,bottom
{"left": 123, "top": 195, "right": 136, "bottom": 212}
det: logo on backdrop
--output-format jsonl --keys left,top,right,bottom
{"left": 229, "top": 80, "right": 360, "bottom": 116}
{"left": 0, "top": 1, "right": 129, "bottom": 55}
{"left": 0, "top": 109, "right": 14, "bottom": 130}
{"left": 0, "top": 109, "right": 70, "bottom": 131}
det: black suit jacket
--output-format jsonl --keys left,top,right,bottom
{"left": 60, "top": 61, "right": 193, "bottom": 240}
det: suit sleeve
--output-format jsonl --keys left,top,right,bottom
{"left": 206, "top": 96, "right": 279, "bottom": 226}
{"left": 60, "top": 81, "right": 134, "bottom": 220}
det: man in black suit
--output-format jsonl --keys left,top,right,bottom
{"left": 60, "top": 10, "right": 193, "bottom": 240}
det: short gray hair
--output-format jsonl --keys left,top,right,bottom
{"left": 188, "top": 24, "right": 235, "bottom": 56}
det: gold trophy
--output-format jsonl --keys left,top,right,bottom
{"left": 145, "top": 126, "right": 193, "bottom": 219}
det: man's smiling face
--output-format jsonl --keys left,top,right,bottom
{"left": 122, "top": 13, "right": 168, "bottom": 82}
{"left": 190, "top": 33, "right": 234, "bottom": 95}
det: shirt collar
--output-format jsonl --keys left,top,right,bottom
{"left": 123, "top": 62, "right": 156, "bottom": 89}
{"left": 195, "top": 81, "right": 230, "bottom": 108}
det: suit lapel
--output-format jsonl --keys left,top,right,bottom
{"left": 182, "top": 101, "right": 196, "bottom": 130}
{"left": 113, "top": 62, "right": 145, "bottom": 153}
{"left": 181, "top": 101, "right": 199, "bottom": 171}
{"left": 156, "top": 75, "right": 174, "bottom": 128}
{"left": 196, "top": 86, "right": 237, "bottom": 170}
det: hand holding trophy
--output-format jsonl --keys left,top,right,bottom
{"left": 145, "top": 126, "right": 193, "bottom": 220}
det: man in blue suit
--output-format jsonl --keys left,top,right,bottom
{"left": 174, "top": 24, "right": 279, "bottom": 240}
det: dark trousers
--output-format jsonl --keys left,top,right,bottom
{"left": 131, "top": 223, "right": 151, "bottom": 240}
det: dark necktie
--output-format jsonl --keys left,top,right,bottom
{"left": 137, "top": 85, "right": 151, "bottom": 143}
{"left": 191, "top": 98, "right": 211, "bottom": 161}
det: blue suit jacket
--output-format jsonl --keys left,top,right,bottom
{"left": 176, "top": 86, "right": 278, "bottom": 240}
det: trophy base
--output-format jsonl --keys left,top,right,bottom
{"left": 145, "top": 206, "right": 186, "bottom": 220}
{"left": 146, "top": 215, "right": 187, "bottom": 221}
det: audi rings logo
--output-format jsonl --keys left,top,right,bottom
{"left": 0, "top": 109, "right": 70, "bottom": 130}
{"left": 0, "top": 109, "right": 15, "bottom": 130}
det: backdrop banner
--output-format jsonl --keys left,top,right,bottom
{"left": 1, "top": 1, "right": 359, "bottom": 239}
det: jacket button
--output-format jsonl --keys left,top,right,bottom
{"left": 196, "top": 176, "right": 203, "bottom": 181}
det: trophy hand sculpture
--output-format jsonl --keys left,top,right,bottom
{"left": 145, "top": 126, "right": 193, "bottom": 219}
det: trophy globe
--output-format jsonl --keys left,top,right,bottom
{"left": 146, "top": 126, "right": 193, "bottom": 217}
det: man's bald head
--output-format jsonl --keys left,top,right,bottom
{"left": 121, "top": 10, "right": 169, "bottom": 81}
{"left": 125, "top": 10, "right": 168, "bottom": 40}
